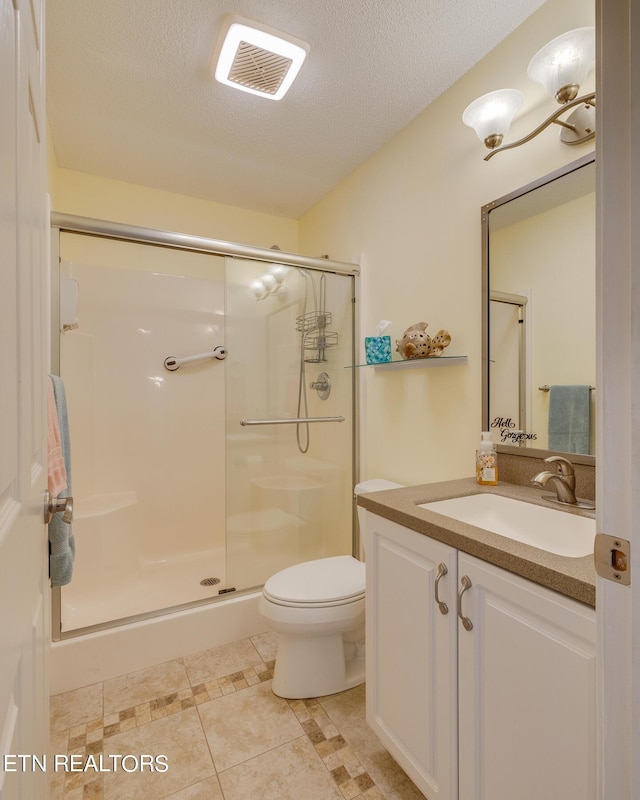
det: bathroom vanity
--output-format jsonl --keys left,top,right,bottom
{"left": 358, "top": 478, "right": 596, "bottom": 800}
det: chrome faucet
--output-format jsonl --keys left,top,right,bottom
{"left": 531, "top": 456, "right": 595, "bottom": 510}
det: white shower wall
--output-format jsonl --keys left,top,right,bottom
{"left": 59, "top": 234, "right": 227, "bottom": 630}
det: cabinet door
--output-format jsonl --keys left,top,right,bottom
{"left": 457, "top": 553, "right": 596, "bottom": 800}
{"left": 364, "top": 512, "right": 458, "bottom": 800}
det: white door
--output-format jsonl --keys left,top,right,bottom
{"left": 0, "top": 0, "right": 49, "bottom": 797}
{"left": 457, "top": 554, "right": 596, "bottom": 800}
{"left": 597, "top": 2, "right": 640, "bottom": 798}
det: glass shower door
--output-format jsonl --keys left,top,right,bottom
{"left": 57, "top": 233, "right": 227, "bottom": 633}
{"left": 225, "top": 258, "right": 355, "bottom": 591}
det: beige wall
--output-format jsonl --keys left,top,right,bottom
{"left": 299, "top": 0, "right": 595, "bottom": 486}
{"left": 50, "top": 166, "right": 299, "bottom": 252}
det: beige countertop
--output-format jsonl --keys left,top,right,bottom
{"left": 357, "top": 477, "right": 596, "bottom": 607}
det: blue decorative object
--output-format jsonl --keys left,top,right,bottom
{"left": 365, "top": 336, "right": 392, "bottom": 364}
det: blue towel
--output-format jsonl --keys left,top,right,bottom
{"left": 548, "top": 385, "right": 591, "bottom": 455}
{"left": 49, "top": 375, "right": 75, "bottom": 586}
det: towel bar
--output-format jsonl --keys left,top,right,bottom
{"left": 240, "top": 416, "right": 345, "bottom": 426}
{"left": 539, "top": 384, "right": 595, "bottom": 392}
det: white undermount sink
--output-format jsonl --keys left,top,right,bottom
{"left": 418, "top": 493, "right": 595, "bottom": 558}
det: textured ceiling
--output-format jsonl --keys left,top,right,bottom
{"left": 46, "top": 0, "right": 545, "bottom": 219}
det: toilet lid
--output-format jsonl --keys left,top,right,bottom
{"left": 263, "top": 556, "right": 365, "bottom": 606}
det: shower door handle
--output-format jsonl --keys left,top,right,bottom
{"left": 240, "top": 416, "right": 345, "bottom": 426}
{"left": 44, "top": 490, "right": 74, "bottom": 524}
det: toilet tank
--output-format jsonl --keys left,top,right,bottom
{"left": 354, "top": 479, "right": 404, "bottom": 559}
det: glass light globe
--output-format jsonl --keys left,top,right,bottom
{"left": 260, "top": 273, "right": 277, "bottom": 292}
{"left": 270, "top": 264, "right": 289, "bottom": 284}
{"left": 462, "top": 89, "right": 524, "bottom": 148}
{"left": 249, "top": 279, "right": 267, "bottom": 300}
{"left": 527, "top": 27, "right": 595, "bottom": 103}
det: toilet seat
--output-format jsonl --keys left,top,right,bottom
{"left": 263, "top": 555, "right": 365, "bottom": 608}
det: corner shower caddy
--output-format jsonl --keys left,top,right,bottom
{"left": 296, "top": 310, "right": 338, "bottom": 363}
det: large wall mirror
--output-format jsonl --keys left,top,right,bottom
{"left": 482, "top": 153, "right": 595, "bottom": 464}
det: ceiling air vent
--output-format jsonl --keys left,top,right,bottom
{"left": 213, "top": 16, "right": 309, "bottom": 101}
{"left": 228, "top": 41, "right": 292, "bottom": 96}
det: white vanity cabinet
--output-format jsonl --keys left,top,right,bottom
{"left": 456, "top": 552, "right": 596, "bottom": 800}
{"left": 364, "top": 512, "right": 459, "bottom": 799}
{"left": 363, "top": 511, "right": 596, "bottom": 800}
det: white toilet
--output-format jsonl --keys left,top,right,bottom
{"left": 259, "top": 478, "right": 403, "bottom": 699}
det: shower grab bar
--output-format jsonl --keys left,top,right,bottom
{"left": 164, "top": 346, "right": 227, "bottom": 371}
{"left": 240, "top": 416, "right": 345, "bottom": 426}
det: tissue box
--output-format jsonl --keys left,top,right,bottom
{"left": 365, "top": 336, "right": 392, "bottom": 364}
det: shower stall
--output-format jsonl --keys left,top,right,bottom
{"left": 50, "top": 214, "right": 358, "bottom": 642}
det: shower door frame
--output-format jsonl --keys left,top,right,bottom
{"left": 50, "top": 212, "right": 360, "bottom": 641}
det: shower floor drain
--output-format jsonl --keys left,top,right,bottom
{"left": 200, "top": 577, "right": 221, "bottom": 587}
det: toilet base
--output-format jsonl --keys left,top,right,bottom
{"left": 271, "top": 629, "right": 365, "bottom": 699}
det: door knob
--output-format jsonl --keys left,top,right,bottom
{"left": 44, "top": 490, "right": 74, "bottom": 524}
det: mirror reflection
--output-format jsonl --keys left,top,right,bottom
{"left": 483, "top": 155, "right": 595, "bottom": 456}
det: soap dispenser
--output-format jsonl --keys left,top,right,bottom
{"left": 476, "top": 432, "right": 498, "bottom": 486}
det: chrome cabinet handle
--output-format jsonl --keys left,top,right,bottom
{"left": 44, "top": 490, "right": 74, "bottom": 525}
{"left": 434, "top": 562, "right": 449, "bottom": 615}
{"left": 457, "top": 575, "right": 473, "bottom": 631}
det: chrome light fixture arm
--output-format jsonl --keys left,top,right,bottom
{"left": 484, "top": 92, "right": 595, "bottom": 161}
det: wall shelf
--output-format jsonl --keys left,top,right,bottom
{"left": 347, "top": 356, "right": 468, "bottom": 370}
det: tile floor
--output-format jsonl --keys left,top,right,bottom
{"left": 49, "top": 632, "right": 427, "bottom": 800}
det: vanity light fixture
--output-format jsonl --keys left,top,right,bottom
{"left": 463, "top": 27, "right": 595, "bottom": 160}
{"left": 250, "top": 265, "right": 290, "bottom": 301}
{"left": 213, "top": 15, "right": 309, "bottom": 100}
{"left": 249, "top": 279, "right": 268, "bottom": 300}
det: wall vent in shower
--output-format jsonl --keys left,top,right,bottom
{"left": 213, "top": 15, "right": 309, "bottom": 100}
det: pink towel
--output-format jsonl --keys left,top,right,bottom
{"left": 47, "top": 377, "right": 67, "bottom": 497}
